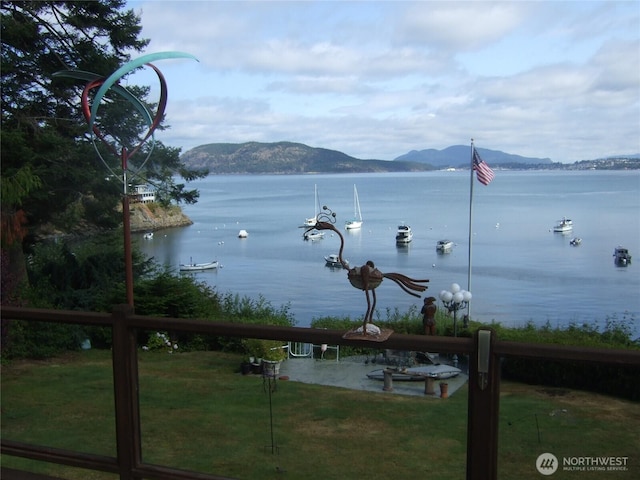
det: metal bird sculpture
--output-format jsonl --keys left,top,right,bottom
{"left": 305, "top": 206, "right": 430, "bottom": 339}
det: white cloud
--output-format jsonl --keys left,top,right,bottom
{"left": 128, "top": 0, "right": 640, "bottom": 162}
{"left": 396, "top": 2, "right": 527, "bottom": 51}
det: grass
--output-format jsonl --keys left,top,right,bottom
{"left": 2, "top": 349, "right": 639, "bottom": 479}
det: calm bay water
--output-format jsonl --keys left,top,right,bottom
{"left": 137, "top": 170, "right": 640, "bottom": 335}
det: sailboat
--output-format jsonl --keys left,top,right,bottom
{"left": 345, "top": 184, "right": 363, "bottom": 230}
{"left": 301, "top": 184, "right": 321, "bottom": 228}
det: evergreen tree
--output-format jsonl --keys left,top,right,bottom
{"left": 1, "top": 1, "right": 206, "bottom": 302}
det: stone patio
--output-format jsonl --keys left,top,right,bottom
{"left": 278, "top": 354, "right": 468, "bottom": 398}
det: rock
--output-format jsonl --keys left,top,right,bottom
{"left": 355, "top": 324, "right": 382, "bottom": 335}
{"left": 128, "top": 203, "right": 193, "bottom": 232}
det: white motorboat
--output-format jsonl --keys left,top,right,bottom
{"left": 304, "top": 230, "right": 324, "bottom": 241}
{"left": 238, "top": 229, "right": 248, "bottom": 238}
{"left": 143, "top": 232, "right": 154, "bottom": 239}
{"left": 366, "top": 364, "right": 461, "bottom": 381}
{"left": 179, "top": 260, "right": 219, "bottom": 272}
{"left": 613, "top": 246, "right": 632, "bottom": 266}
{"left": 553, "top": 217, "right": 573, "bottom": 233}
{"left": 345, "top": 184, "right": 363, "bottom": 230}
{"left": 569, "top": 237, "right": 581, "bottom": 246}
{"left": 325, "top": 254, "right": 348, "bottom": 268}
{"left": 395, "top": 225, "right": 412, "bottom": 244}
{"left": 436, "top": 239, "right": 453, "bottom": 252}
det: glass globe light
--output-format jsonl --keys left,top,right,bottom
{"left": 441, "top": 291, "right": 453, "bottom": 302}
{"left": 462, "top": 291, "right": 472, "bottom": 302}
{"left": 453, "top": 291, "right": 464, "bottom": 303}
{"left": 450, "top": 283, "right": 461, "bottom": 293}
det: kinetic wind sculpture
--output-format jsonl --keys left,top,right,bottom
{"left": 306, "top": 207, "right": 430, "bottom": 341}
{"left": 54, "top": 52, "right": 198, "bottom": 304}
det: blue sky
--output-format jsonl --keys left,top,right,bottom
{"left": 127, "top": 1, "right": 640, "bottom": 163}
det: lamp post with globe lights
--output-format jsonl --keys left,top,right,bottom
{"left": 439, "top": 283, "right": 472, "bottom": 367}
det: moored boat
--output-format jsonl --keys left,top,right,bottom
{"left": 302, "top": 217, "right": 317, "bottom": 228}
{"left": 569, "top": 237, "right": 581, "bottom": 246}
{"left": 304, "top": 230, "right": 324, "bottom": 241}
{"left": 143, "top": 232, "right": 154, "bottom": 239}
{"left": 436, "top": 239, "right": 453, "bottom": 252}
{"left": 613, "top": 246, "right": 632, "bottom": 265}
{"left": 553, "top": 216, "right": 573, "bottom": 233}
{"left": 345, "top": 184, "right": 363, "bottom": 230}
{"left": 301, "top": 184, "right": 321, "bottom": 228}
{"left": 325, "top": 254, "right": 348, "bottom": 268}
{"left": 395, "top": 225, "right": 412, "bottom": 244}
{"left": 238, "top": 229, "right": 248, "bottom": 238}
{"left": 179, "top": 260, "right": 219, "bottom": 272}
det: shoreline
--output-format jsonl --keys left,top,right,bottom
{"left": 129, "top": 202, "right": 193, "bottom": 233}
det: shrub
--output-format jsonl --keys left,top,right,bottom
{"left": 2, "top": 320, "right": 84, "bottom": 360}
{"left": 242, "top": 338, "right": 288, "bottom": 362}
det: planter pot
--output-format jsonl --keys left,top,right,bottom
{"left": 240, "top": 362, "right": 252, "bottom": 375}
{"left": 251, "top": 362, "right": 263, "bottom": 374}
{"left": 424, "top": 377, "right": 436, "bottom": 395}
{"left": 440, "top": 382, "right": 449, "bottom": 399}
{"left": 262, "top": 360, "right": 281, "bottom": 378}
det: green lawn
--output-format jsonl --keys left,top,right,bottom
{"left": 2, "top": 349, "right": 638, "bottom": 479}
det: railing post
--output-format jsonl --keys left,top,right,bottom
{"left": 466, "top": 328, "right": 500, "bottom": 480}
{"left": 111, "top": 305, "right": 142, "bottom": 479}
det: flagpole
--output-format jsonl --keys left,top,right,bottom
{"left": 467, "top": 139, "right": 475, "bottom": 319}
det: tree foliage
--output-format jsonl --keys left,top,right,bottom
{"left": 1, "top": 0, "right": 207, "bottom": 307}
{"left": 1, "top": 0, "right": 206, "bottom": 247}
{"left": 23, "top": 232, "right": 152, "bottom": 310}
{"left": 1, "top": 234, "right": 296, "bottom": 358}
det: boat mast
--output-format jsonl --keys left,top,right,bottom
{"left": 314, "top": 184, "right": 318, "bottom": 217}
{"left": 354, "top": 184, "right": 362, "bottom": 221}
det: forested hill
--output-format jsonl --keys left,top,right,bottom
{"left": 395, "top": 145, "right": 552, "bottom": 167}
{"left": 180, "top": 141, "right": 639, "bottom": 174}
{"left": 180, "top": 142, "right": 432, "bottom": 174}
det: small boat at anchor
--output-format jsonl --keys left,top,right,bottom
{"left": 345, "top": 184, "right": 363, "bottom": 230}
{"left": 553, "top": 217, "right": 573, "bottom": 233}
{"left": 143, "top": 232, "right": 154, "bottom": 239}
{"left": 179, "top": 259, "right": 219, "bottom": 272}
{"left": 569, "top": 237, "right": 581, "bottom": 246}
{"left": 613, "top": 246, "right": 632, "bottom": 266}
{"left": 436, "top": 239, "right": 453, "bottom": 252}
{"left": 325, "top": 254, "right": 348, "bottom": 268}
{"left": 301, "top": 184, "right": 321, "bottom": 228}
{"left": 395, "top": 225, "right": 413, "bottom": 244}
{"left": 238, "top": 229, "right": 248, "bottom": 238}
{"left": 304, "top": 230, "right": 324, "bottom": 241}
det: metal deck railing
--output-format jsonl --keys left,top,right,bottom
{"left": 2, "top": 305, "right": 639, "bottom": 480}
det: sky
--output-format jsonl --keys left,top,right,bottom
{"left": 126, "top": 1, "right": 640, "bottom": 163}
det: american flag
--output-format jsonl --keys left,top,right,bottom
{"left": 473, "top": 148, "right": 495, "bottom": 185}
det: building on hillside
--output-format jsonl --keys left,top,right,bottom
{"left": 131, "top": 184, "right": 156, "bottom": 203}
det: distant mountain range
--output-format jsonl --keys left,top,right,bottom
{"left": 180, "top": 141, "right": 637, "bottom": 174}
{"left": 180, "top": 141, "right": 431, "bottom": 174}
{"left": 395, "top": 145, "right": 551, "bottom": 167}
